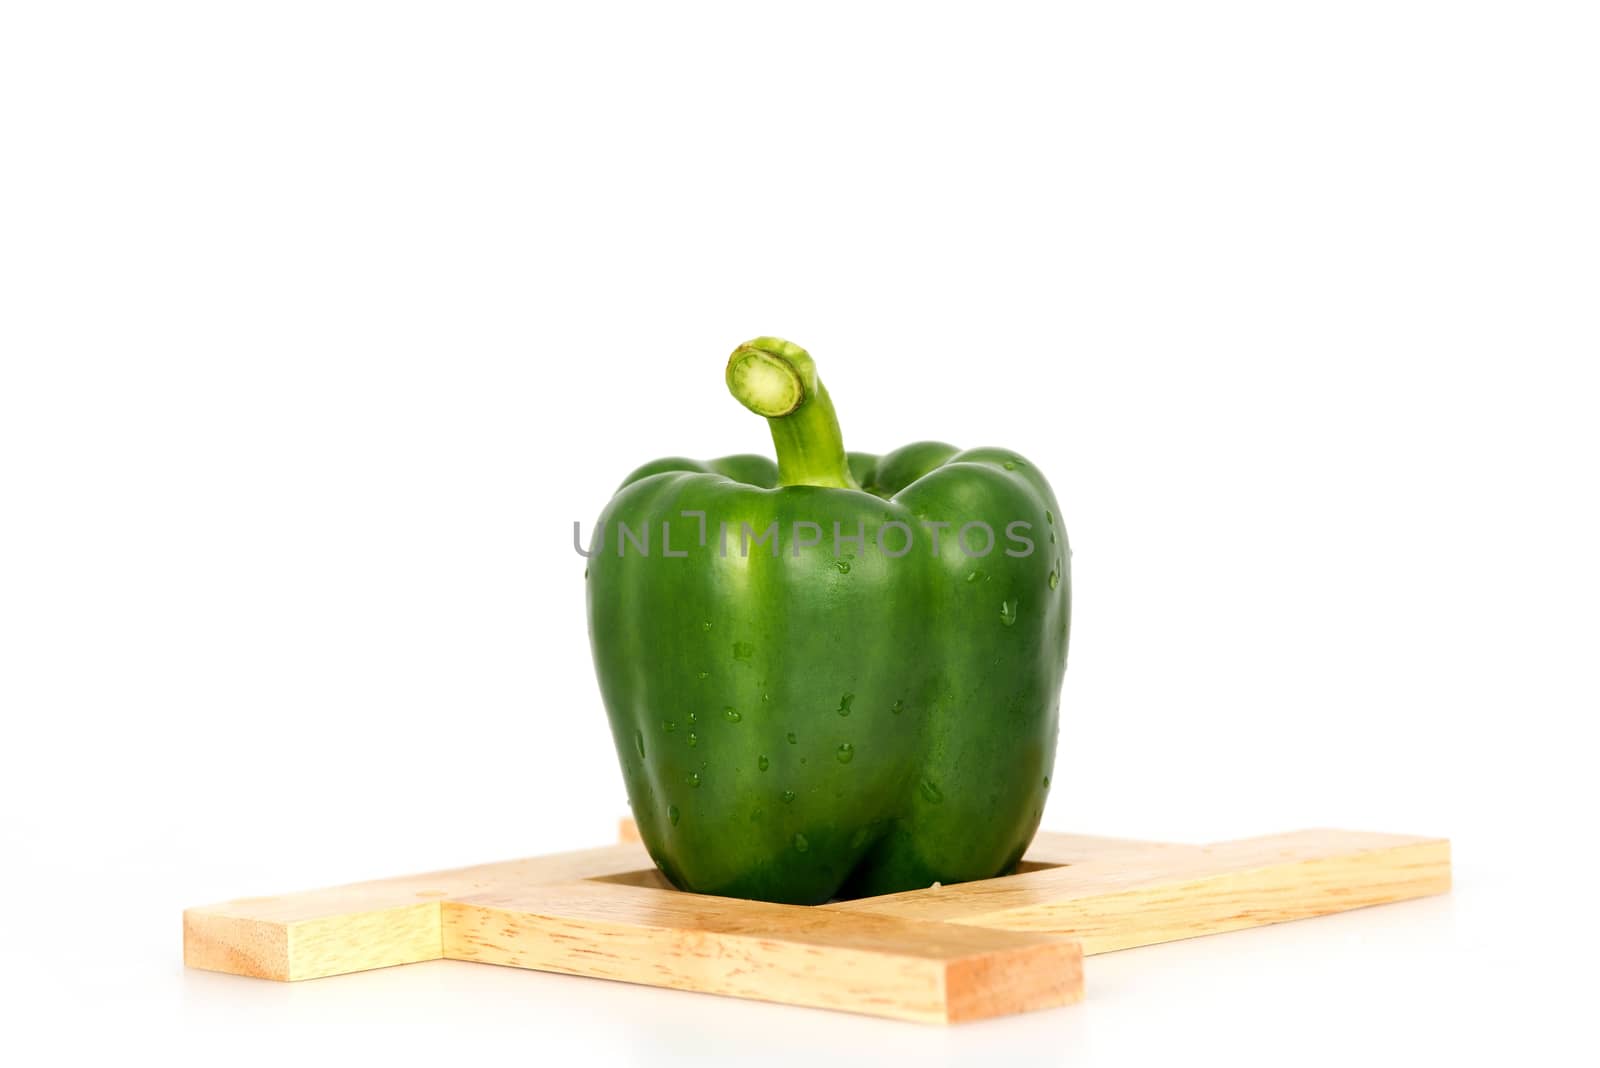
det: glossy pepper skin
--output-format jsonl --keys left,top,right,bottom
{"left": 585, "top": 338, "right": 1070, "bottom": 904}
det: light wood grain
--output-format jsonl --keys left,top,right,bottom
{"left": 829, "top": 829, "right": 1450, "bottom": 954}
{"left": 184, "top": 842, "right": 652, "bottom": 980}
{"left": 443, "top": 880, "right": 1082, "bottom": 1023}
{"left": 183, "top": 823, "right": 1450, "bottom": 1022}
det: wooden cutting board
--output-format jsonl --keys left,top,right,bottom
{"left": 183, "top": 820, "right": 1449, "bottom": 1024}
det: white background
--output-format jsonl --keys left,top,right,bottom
{"left": 2, "top": 1, "right": 1597, "bottom": 1064}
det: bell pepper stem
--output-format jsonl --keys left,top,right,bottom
{"left": 726, "top": 338, "right": 859, "bottom": 489}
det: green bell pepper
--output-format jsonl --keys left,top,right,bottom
{"left": 585, "top": 337, "right": 1070, "bottom": 904}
